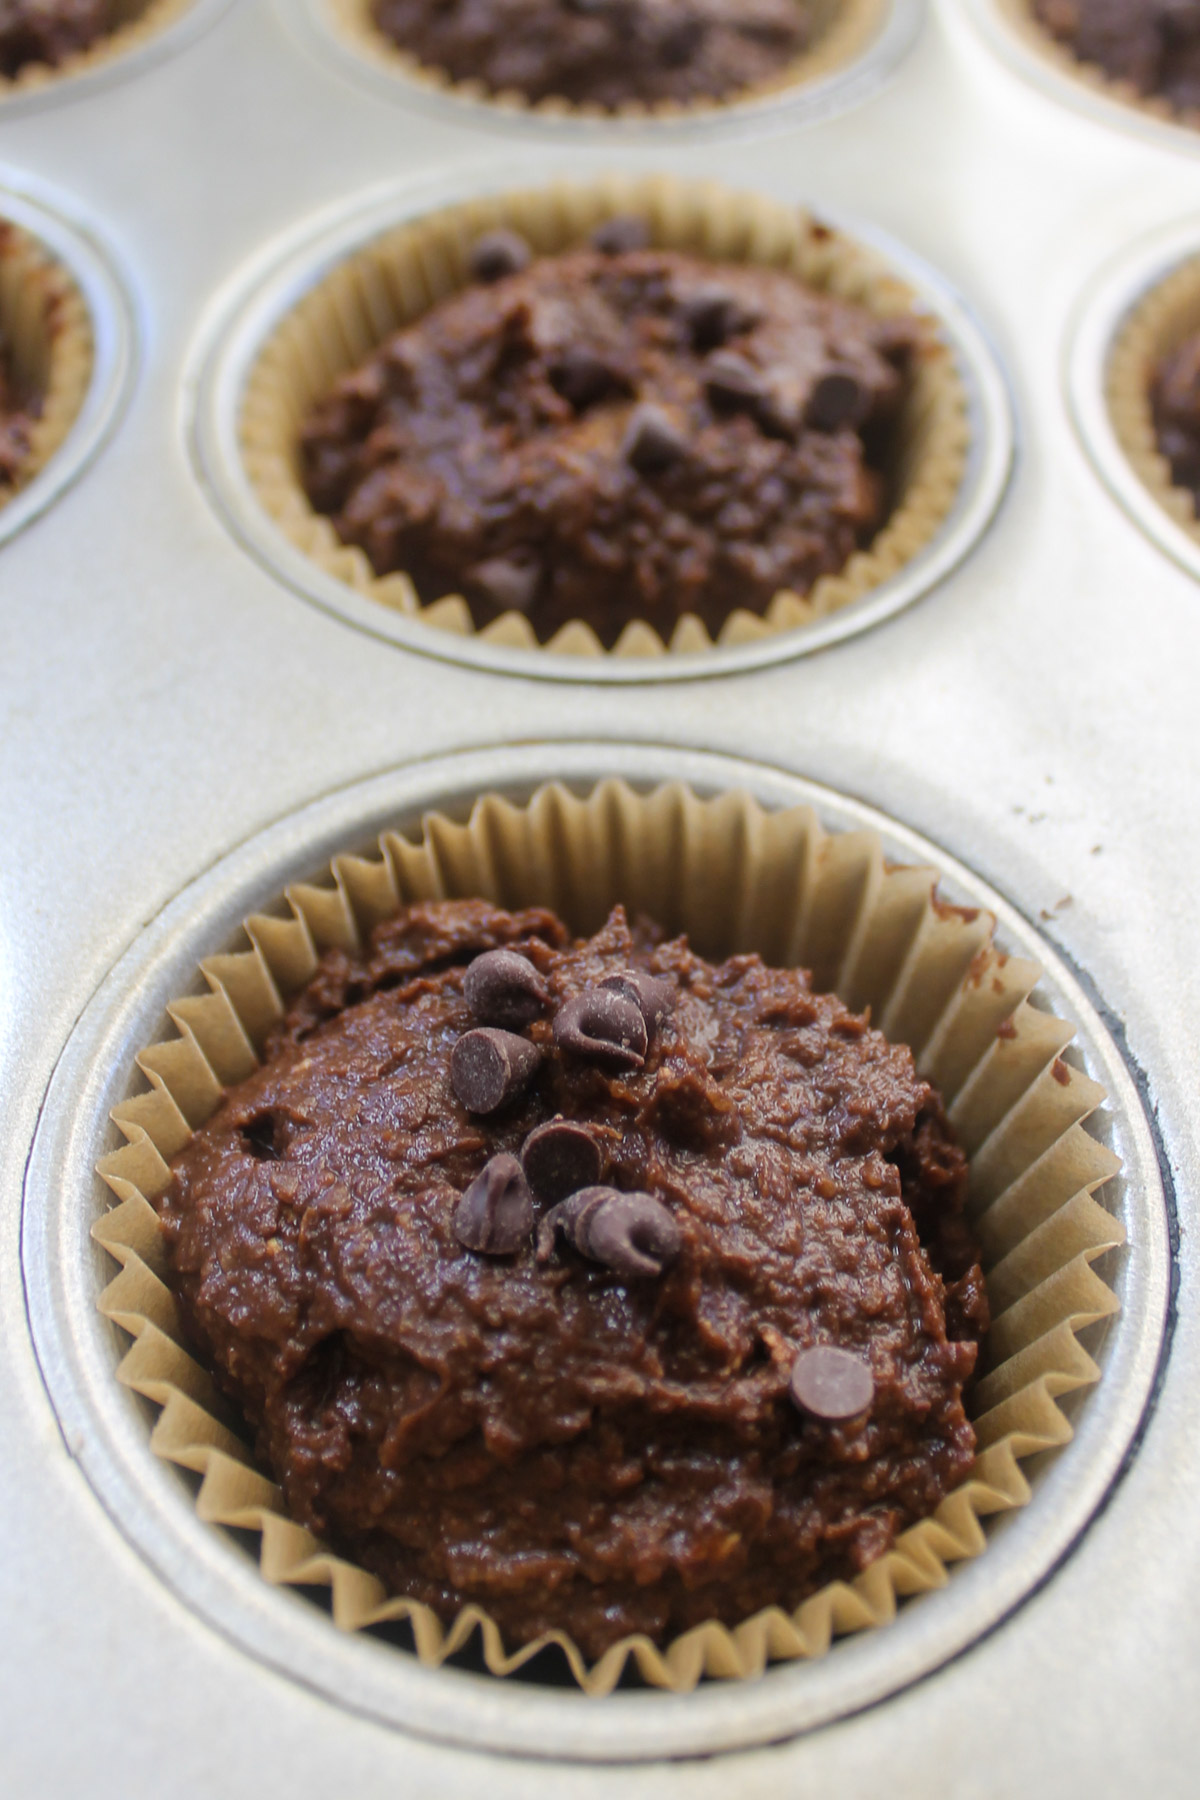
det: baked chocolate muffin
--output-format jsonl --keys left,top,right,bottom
{"left": 300, "top": 223, "right": 919, "bottom": 647}
{"left": 159, "top": 896, "right": 988, "bottom": 1661}
{"left": 370, "top": 0, "right": 811, "bottom": 110}
{"left": 1033, "top": 0, "right": 1200, "bottom": 114}
{"left": 1152, "top": 328, "right": 1200, "bottom": 510}
{"left": 0, "top": 0, "right": 119, "bottom": 78}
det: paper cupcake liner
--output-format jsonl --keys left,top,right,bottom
{"left": 240, "top": 173, "right": 969, "bottom": 659}
{"left": 0, "top": 0, "right": 193, "bottom": 99}
{"left": 1106, "top": 255, "right": 1200, "bottom": 542}
{"left": 0, "top": 218, "right": 93, "bottom": 504}
{"left": 998, "top": 0, "right": 1200, "bottom": 134}
{"left": 323, "top": 0, "right": 888, "bottom": 124}
{"left": 93, "top": 778, "right": 1122, "bottom": 1697}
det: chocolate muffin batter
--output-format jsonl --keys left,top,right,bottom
{"left": 1034, "top": 0, "right": 1200, "bottom": 114}
{"left": 300, "top": 233, "right": 918, "bottom": 646}
{"left": 0, "top": 0, "right": 118, "bottom": 79}
{"left": 370, "top": 0, "right": 811, "bottom": 110}
{"left": 0, "top": 331, "right": 33, "bottom": 491}
{"left": 161, "top": 898, "right": 988, "bottom": 1659}
{"left": 1152, "top": 329, "right": 1200, "bottom": 510}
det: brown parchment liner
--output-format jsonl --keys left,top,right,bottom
{"left": 0, "top": 219, "right": 93, "bottom": 505}
{"left": 92, "top": 779, "right": 1123, "bottom": 1696}
{"left": 323, "top": 0, "right": 887, "bottom": 124}
{"left": 999, "top": 0, "right": 1200, "bottom": 135}
{"left": 0, "top": 0, "right": 193, "bottom": 100}
{"left": 1106, "top": 254, "right": 1200, "bottom": 543}
{"left": 240, "top": 174, "right": 969, "bottom": 659}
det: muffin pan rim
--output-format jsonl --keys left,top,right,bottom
{"left": 1066, "top": 214, "right": 1200, "bottom": 587}
{"left": 284, "top": 0, "right": 924, "bottom": 143}
{"left": 185, "top": 162, "right": 1014, "bottom": 685}
{"left": 0, "top": 174, "right": 137, "bottom": 551}
{"left": 0, "top": 0, "right": 237, "bottom": 119}
{"left": 20, "top": 740, "right": 1170, "bottom": 1763}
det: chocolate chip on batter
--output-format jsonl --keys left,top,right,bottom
{"left": 806, "top": 369, "right": 870, "bottom": 432}
{"left": 680, "top": 285, "right": 759, "bottom": 351}
{"left": 550, "top": 344, "right": 618, "bottom": 411}
{"left": 590, "top": 215, "right": 651, "bottom": 256}
{"left": 705, "top": 350, "right": 764, "bottom": 414}
{"left": 454, "top": 1152, "right": 534, "bottom": 1255}
{"left": 521, "top": 1118, "right": 604, "bottom": 1202}
{"left": 553, "top": 988, "right": 647, "bottom": 1068}
{"left": 467, "top": 555, "right": 540, "bottom": 615}
{"left": 599, "top": 969, "right": 674, "bottom": 1039}
{"left": 789, "top": 1345, "right": 875, "bottom": 1422}
{"left": 464, "top": 947, "right": 551, "bottom": 1028}
{"left": 451, "top": 1027, "right": 541, "bottom": 1114}
{"left": 622, "top": 404, "right": 686, "bottom": 476}
{"left": 468, "top": 229, "right": 533, "bottom": 284}
{"left": 540, "top": 1186, "right": 680, "bottom": 1279}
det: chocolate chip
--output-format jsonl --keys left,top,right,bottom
{"left": 680, "top": 285, "right": 759, "bottom": 352}
{"left": 521, "top": 1118, "right": 604, "bottom": 1203}
{"left": 552, "top": 989, "right": 647, "bottom": 1069}
{"left": 540, "top": 1186, "right": 680, "bottom": 1279}
{"left": 590, "top": 215, "right": 651, "bottom": 256}
{"left": 464, "top": 948, "right": 550, "bottom": 1028}
{"left": 468, "top": 229, "right": 532, "bottom": 284}
{"left": 451, "top": 1028, "right": 541, "bottom": 1114}
{"left": 467, "top": 556, "right": 540, "bottom": 614}
{"left": 454, "top": 1153, "right": 533, "bottom": 1255}
{"left": 789, "top": 1346, "right": 874, "bottom": 1422}
{"left": 660, "top": 17, "right": 704, "bottom": 66}
{"left": 705, "top": 350, "right": 763, "bottom": 413}
{"left": 550, "top": 344, "right": 615, "bottom": 411}
{"left": 622, "top": 404, "right": 686, "bottom": 477}
{"left": 806, "top": 369, "right": 870, "bottom": 431}
{"left": 599, "top": 970, "right": 673, "bottom": 1040}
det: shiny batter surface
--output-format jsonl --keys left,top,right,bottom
{"left": 1034, "top": 0, "right": 1200, "bottom": 113}
{"left": 370, "top": 0, "right": 810, "bottom": 110}
{"left": 161, "top": 901, "right": 987, "bottom": 1658}
{"left": 0, "top": 0, "right": 117, "bottom": 77}
{"left": 300, "top": 246, "right": 916, "bottom": 647}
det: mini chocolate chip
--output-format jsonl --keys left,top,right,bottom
{"left": 705, "top": 350, "right": 763, "bottom": 413}
{"left": 575, "top": 1187, "right": 682, "bottom": 1279}
{"left": 454, "top": 1152, "right": 533, "bottom": 1255}
{"left": 553, "top": 988, "right": 647, "bottom": 1069}
{"left": 590, "top": 214, "right": 651, "bottom": 256}
{"left": 464, "top": 947, "right": 551, "bottom": 1028}
{"left": 806, "top": 369, "right": 870, "bottom": 432}
{"left": 468, "top": 229, "right": 532, "bottom": 284}
{"left": 467, "top": 556, "right": 540, "bottom": 614}
{"left": 789, "top": 1346, "right": 875, "bottom": 1422}
{"left": 451, "top": 1028, "right": 541, "bottom": 1114}
{"left": 521, "top": 1117, "right": 604, "bottom": 1203}
{"left": 599, "top": 970, "right": 673, "bottom": 1040}
{"left": 550, "top": 344, "right": 615, "bottom": 411}
{"left": 622, "top": 404, "right": 686, "bottom": 477}
{"left": 680, "top": 285, "right": 760, "bottom": 351}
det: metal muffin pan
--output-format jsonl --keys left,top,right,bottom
{"left": 20, "top": 741, "right": 1171, "bottom": 1762}
{"left": 1067, "top": 215, "right": 1200, "bottom": 585}
{"left": 0, "top": 172, "right": 136, "bottom": 551}
{"left": 187, "top": 163, "right": 1013, "bottom": 683}
{"left": 284, "top": 0, "right": 925, "bottom": 143}
{"left": 0, "top": 0, "right": 236, "bottom": 120}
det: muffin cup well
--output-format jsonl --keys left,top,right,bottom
{"left": 0, "top": 0, "right": 193, "bottom": 100}
{"left": 0, "top": 218, "right": 93, "bottom": 504}
{"left": 321, "top": 0, "right": 888, "bottom": 125}
{"left": 995, "top": 0, "right": 1200, "bottom": 136}
{"left": 93, "top": 778, "right": 1122, "bottom": 1696}
{"left": 239, "top": 173, "right": 970, "bottom": 660}
{"left": 1105, "top": 254, "right": 1200, "bottom": 543}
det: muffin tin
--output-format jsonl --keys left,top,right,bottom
{"left": 4, "top": 0, "right": 1198, "bottom": 1790}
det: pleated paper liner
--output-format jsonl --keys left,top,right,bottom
{"left": 240, "top": 173, "right": 969, "bottom": 660}
{"left": 1106, "top": 254, "right": 1200, "bottom": 545}
{"left": 322, "top": 0, "right": 886, "bottom": 124}
{"left": 0, "top": 218, "right": 93, "bottom": 505}
{"left": 998, "top": 0, "right": 1200, "bottom": 135}
{"left": 0, "top": 0, "right": 192, "bottom": 100}
{"left": 92, "top": 779, "right": 1123, "bottom": 1697}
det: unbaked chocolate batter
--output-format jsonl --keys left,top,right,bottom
{"left": 0, "top": 330, "right": 33, "bottom": 491}
{"left": 1034, "top": 0, "right": 1200, "bottom": 113}
{"left": 370, "top": 0, "right": 811, "bottom": 110}
{"left": 1153, "top": 329, "right": 1200, "bottom": 511}
{"left": 0, "top": 0, "right": 118, "bottom": 78}
{"left": 300, "top": 240, "right": 917, "bottom": 646}
{"left": 161, "top": 899, "right": 987, "bottom": 1658}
